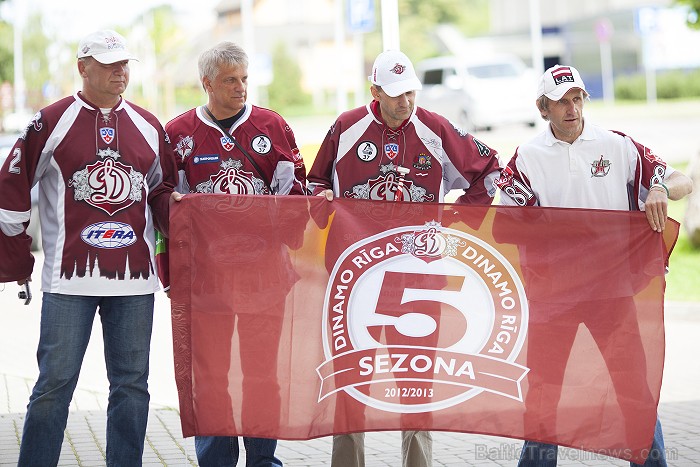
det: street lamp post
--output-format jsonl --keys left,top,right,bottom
{"left": 13, "top": 0, "right": 27, "bottom": 117}
{"left": 380, "top": 0, "right": 399, "bottom": 51}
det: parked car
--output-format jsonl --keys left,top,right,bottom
{"left": 416, "top": 54, "right": 539, "bottom": 131}
{"left": 0, "top": 132, "right": 41, "bottom": 251}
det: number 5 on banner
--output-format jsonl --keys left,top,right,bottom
{"left": 367, "top": 271, "right": 469, "bottom": 348}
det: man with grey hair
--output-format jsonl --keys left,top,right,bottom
{"left": 495, "top": 64, "right": 692, "bottom": 467}
{"left": 157, "top": 41, "right": 306, "bottom": 466}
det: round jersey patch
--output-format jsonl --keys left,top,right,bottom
{"left": 356, "top": 141, "right": 378, "bottom": 162}
{"left": 251, "top": 134, "right": 272, "bottom": 154}
{"left": 318, "top": 221, "right": 529, "bottom": 413}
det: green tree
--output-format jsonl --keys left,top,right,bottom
{"left": 362, "top": 0, "right": 490, "bottom": 62}
{"left": 267, "top": 42, "right": 311, "bottom": 112}
{"left": 676, "top": 0, "right": 700, "bottom": 28}
{"left": 0, "top": 20, "right": 12, "bottom": 129}
{"left": 21, "top": 12, "right": 51, "bottom": 111}
{"left": 128, "top": 5, "right": 185, "bottom": 118}
{"left": 0, "top": 21, "right": 12, "bottom": 83}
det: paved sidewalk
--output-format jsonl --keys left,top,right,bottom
{"left": 1, "top": 302, "right": 698, "bottom": 466}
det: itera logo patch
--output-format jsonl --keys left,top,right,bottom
{"left": 317, "top": 221, "right": 529, "bottom": 413}
{"left": 80, "top": 221, "right": 137, "bottom": 249}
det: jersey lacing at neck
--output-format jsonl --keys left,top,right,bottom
{"left": 371, "top": 100, "right": 410, "bottom": 168}
{"left": 380, "top": 125, "right": 407, "bottom": 168}
{"left": 94, "top": 108, "right": 119, "bottom": 156}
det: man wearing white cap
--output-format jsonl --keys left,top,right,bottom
{"left": 495, "top": 65, "right": 692, "bottom": 467}
{"left": 0, "top": 29, "right": 177, "bottom": 466}
{"left": 308, "top": 50, "right": 503, "bottom": 467}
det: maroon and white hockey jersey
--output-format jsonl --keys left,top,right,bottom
{"left": 166, "top": 105, "right": 306, "bottom": 196}
{"left": 157, "top": 104, "right": 307, "bottom": 290}
{"left": 0, "top": 92, "right": 177, "bottom": 295}
{"left": 307, "top": 101, "right": 502, "bottom": 204}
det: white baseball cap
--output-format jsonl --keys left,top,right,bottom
{"left": 537, "top": 65, "right": 586, "bottom": 101}
{"left": 369, "top": 50, "right": 422, "bottom": 97}
{"left": 76, "top": 30, "right": 138, "bottom": 64}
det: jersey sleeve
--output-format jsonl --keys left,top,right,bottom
{"left": 273, "top": 118, "right": 307, "bottom": 196}
{"left": 494, "top": 149, "right": 539, "bottom": 207}
{"left": 146, "top": 124, "right": 178, "bottom": 238}
{"left": 153, "top": 120, "right": 186, "bottom": 291}
{"left": 0, "top": 219, "right": 35, "bottom": 282}
{"left": 450, "top": 134, "right": 503, "bottom": 205}
{"left": 307, "top": 121, "right": 339, "bottom": 196}
{"left": 615, "top": 131, "right": 668, "bottom": 210}
{"left": 0, "top": 118, "right": 46, "bottom": 282}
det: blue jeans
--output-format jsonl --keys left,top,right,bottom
{"left": 195, "top": 436, "right": 283, "bottom": 466}
{"left": 518, "top": 418, "right": 667, "bottom": 467}
{"left": 18, "top": 293, "right": 154, "bottom": 467}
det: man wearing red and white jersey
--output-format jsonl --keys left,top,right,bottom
{"left": 308, "top": 50, "right": 502, "bottom": 467}
{"left": 0, "top": 30, "right": 177, "bottom": 466}
{"left": 308, "top": 55, "right": 500, "bottom": 205}
{"left": 159, "top": 41, "right": 306, "bottom": 467}
{"left": 159, "top": 45, "right": 306, "bottom": 294}
{"left": 166, "top": 105, "right": 304, "bottom": 196}
{"left": 495, "top": 65, "right": 692, "bottom": 467}
{"left": 165, "top": 87, "right": 305, "bottom": 200}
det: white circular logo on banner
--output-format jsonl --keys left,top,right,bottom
{"left": 318, "top": 221, "right": 529, "bottom": 413}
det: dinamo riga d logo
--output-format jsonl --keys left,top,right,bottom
{"left": 318, "top": 221, "right": 529, "bottom": 413}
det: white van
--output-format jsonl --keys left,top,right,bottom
{"left": 416, "top": 54, "right": 539, "bottom": 131}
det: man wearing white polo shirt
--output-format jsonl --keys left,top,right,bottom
{"left": 495, "top": 64, "right": 692, "bottom": 467}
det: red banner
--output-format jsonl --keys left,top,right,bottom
{"left": 169, "top": 194, "right": 678, "bottom": 463}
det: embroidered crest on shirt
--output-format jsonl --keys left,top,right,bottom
{"left": 591, "top": 155, "right": 611, "bottom": 177}
{"left": 413, "top": 153, "right": 432, "bottom": 171}
{"left": 384, "top": 143, "right": 399, "bottom": 160}
{"left": 195, "top": 158, "right": 266, "bottom": 195}
{"left": 100, "top": 127, "right": 115, "bottom": 144}
{"left": 69, "top": 149, "right": 144, "bottom": 216}
{"left": 344, "top": 163, "right": 434, "bottom": 202}
{"left": 220, "top": 136, "right": 235, "bottom": 152}
{"left": 176, "top": 136, "right": 194, "bottom": 160}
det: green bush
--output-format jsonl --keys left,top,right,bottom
{"left": 666, "top": 188, "right": 700, "bottom": 302}
{"left": 615, "top": 69, "right": 700, "bottom": 100}
{"left": 615, "top": 74, "right": 647, "bottom": 100}
{"left": 268, "top": 42, "right": 311, "bottom": 112}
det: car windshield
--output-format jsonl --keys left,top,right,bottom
{"left": 466, "top": 63, "right": 520, "bottom": 79}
